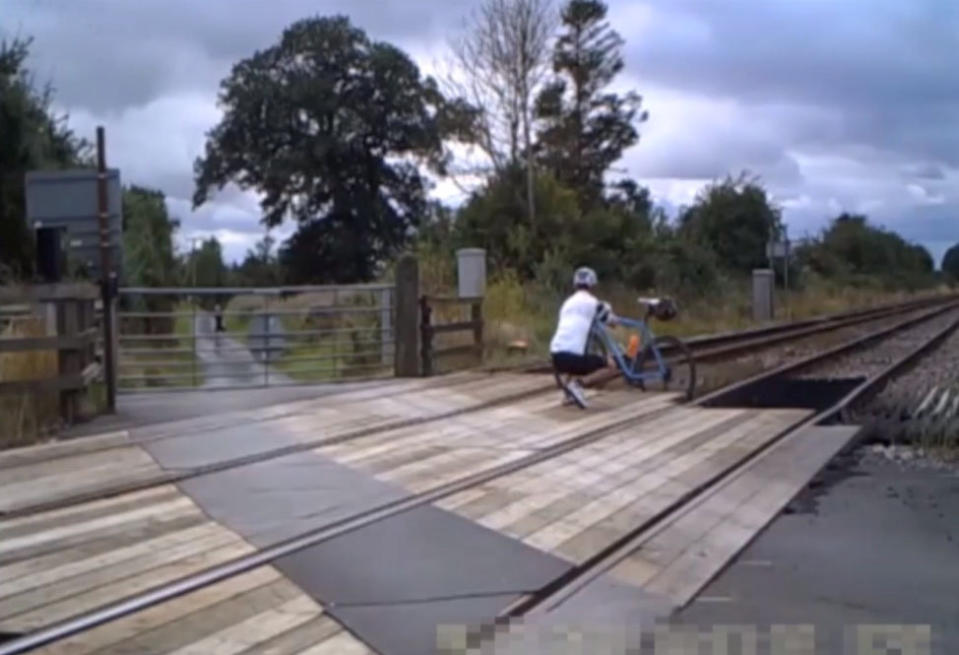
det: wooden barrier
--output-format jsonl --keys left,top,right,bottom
{"left": 419, "top": 295, "right": 484, "bottom": 377}
{"left": 0, "top": 283, "right": 102, "bottom": 424}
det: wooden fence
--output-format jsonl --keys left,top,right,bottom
{"left": 419, "top": 295, "right": 484, "bottom": 377}
{"left": 0, "top": 283, "right": 102, "bottom": 423}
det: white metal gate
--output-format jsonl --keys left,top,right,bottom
{"left": 113, "top": 284, "right": 394, "bottom": 392}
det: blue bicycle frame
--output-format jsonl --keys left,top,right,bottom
{"left": 588, "top": 316, "right": 670, "bottom": 386}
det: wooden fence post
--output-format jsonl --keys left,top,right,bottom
{"left": 420, "top": 297, "right": 433, "bottom": 377}
{"left": 471, "top": 300, "right": 483, "bottom": 358}
{"left": 393, "top": 254, "right": 420, "bottom": 377}
{"left": 56, "top": 298, "right": 80, "bottom": 424}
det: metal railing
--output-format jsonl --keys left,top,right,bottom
{"left": 111, "top": 284, "right": 395, "bottom": 392}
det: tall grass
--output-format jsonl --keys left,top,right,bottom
{"left": 0, "top": 316, "right": 59, "bottom": 449}
{"left": 415, "top": 249, "right": 947, "bottom": 368}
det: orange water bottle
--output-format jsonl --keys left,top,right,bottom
{"left": 626, "top": 333, "right": 640, "bottom": 359}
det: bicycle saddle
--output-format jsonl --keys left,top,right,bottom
{"left": 637, "top": 296, "right": 662, "bottom": 309}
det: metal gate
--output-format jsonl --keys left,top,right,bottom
{"left": 114, "top": 284, "right": 394, "bottom": 392}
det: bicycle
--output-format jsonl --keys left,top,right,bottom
{"left": 555, "top": 297, "right": 697, "bottom": 407}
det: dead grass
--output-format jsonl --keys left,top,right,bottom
{"left": 0, "top": 314, "right": 59, "bottom": 449}
{"left": 420, "top": 261, "right": 948, "bottom": 371}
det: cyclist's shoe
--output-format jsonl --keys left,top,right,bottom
{"left": 566, "top": 380, "right": 588, "bottom": 409}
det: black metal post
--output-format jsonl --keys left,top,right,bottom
{"left": 420, "top": 296, "right": 433, "bottom": 377}
{"left": 96, "top": 126, "right": 117, "bottom": 412}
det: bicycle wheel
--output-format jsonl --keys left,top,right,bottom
{"left": 634, "top": 335, "right": 696, "bottom": 400}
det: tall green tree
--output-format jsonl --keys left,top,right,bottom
{"left": 942, "top": 243, "right": 959, "bottom": 283}
{"left": 233, "top": 234, "right": 282, "bottom": 286}
{"left": 679, "top": 174, "right": 783, "bottom": 274}
{"left": 534, "top": 0, "right": 648, "bottom": 206}
{"left": 797, "top": 213, "right": 934, "bottom": 289}
{"left": 0, "top": 38, "right": 88, "bottom": 281}
{"left": 193, "top": 16, "right": 467, "bottom": 283}
{"left": 121, "top": 186, "right": 181, "bottom": 333}
{"left": 122, "top": 186, "right": 180, "bottom": 289}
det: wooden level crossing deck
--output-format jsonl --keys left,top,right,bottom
{"left": 0, "top": 372, "right": 856, "bottom": 654}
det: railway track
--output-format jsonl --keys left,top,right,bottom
{"left": 2, "top": 296, "right": 959, "bottom": 654}
{"left": 499, "top": 302, "right": 959, "bottom": 630}
{"left": 4, "top": 295, "right": 953, "bottom": 521}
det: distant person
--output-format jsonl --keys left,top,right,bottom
{"left": 214, "top": 304, "right": 225, "bottom": 333}
{"left": 549, "top": 266, "right": 619, "bottom": 407}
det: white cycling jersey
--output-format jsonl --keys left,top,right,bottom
{"left": 549, "top": 290, "right": 612, "bottom": 355}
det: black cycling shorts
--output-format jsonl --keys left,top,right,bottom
{"left": 551, "top": 352, "right": 606, "bottom": 377}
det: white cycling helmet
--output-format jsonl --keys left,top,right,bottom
{"left": 573, "top": 266, "right": 598, "bottom": 289}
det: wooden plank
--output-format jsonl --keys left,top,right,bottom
{"left": 0, "top": 521, "right": 225, "bottom": 598}
{"left": 0, "top": 430, "right": 130, "bottom": 469}
{"left": 0, "top": 461, "right": 166, "bottom": 515}
{"left": 31, "top": 567, "right": 282, "bottom": 655}
{"left": 164, "top": 596, "right": 320, "bottom": 655}
{"left": 3, "top": 539, "right": 254, "bottom": 631}
{"left": 464, "top": 407, "right": 745, "bottom": 535}
{"left": 427, "top": 320, "right": 481, "bottom": 335}
{"left": 0, "top": 329, "right": 95, "bottom": 352}
{"left": 0, "top": 484, "right": 175, "bottom": 533}
{"left": 237, "top": 614, "right": 345, "bottom": 655}
{"left": 297, "top": 632, "right": 376, "bottom": 654}
{"left": 548, "top": 410, "right": 809, "bottom": 562}
{"left": 0, "top": 283, "right": 99, "bottom": 303}
{"left": 0, "top": 445, "right": 155, "bottom": 485}
{"left": 635, "top": 424, "right": 860, "bottom": 607}
{"left": 0, "top": 496, "right": 197, "bottom": 558}
{"left": 0, "top": 528, "right": 239, "bottom": 619}
{"left": 0, "top": 513, "right": 205, "bottom": 585}
{"left": 0, "top": 374, "right": 85, "bottom": 394}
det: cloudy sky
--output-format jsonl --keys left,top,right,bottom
{"left": 4, "top": 0, "right": 957, "bottom": 264}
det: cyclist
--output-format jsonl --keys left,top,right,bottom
{"left": 549, "top": 266, "right": 618, "bottom": 408}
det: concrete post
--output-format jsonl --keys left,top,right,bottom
{"left": 457, "top": 248, "right": 486, "bottom": 298}
{"left": 752, "top": 269, "right": 775, "bottom": 322}
{"left": 394, "top": 254, "right": 420, "bottom": 377}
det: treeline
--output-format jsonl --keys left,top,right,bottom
{"left": 0, "top": 3, "right": 943, "bottom": 299}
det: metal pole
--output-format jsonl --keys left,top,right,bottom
{"left": 192, "top": 298, "right": 197, "bottom": 387}
{"left": 264, "top": 294, "right": 270, "bottom": 387}
{"left": 96, "top": 127, "right": 117, "bottom": 412}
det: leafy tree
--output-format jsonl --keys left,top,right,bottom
{"left": 942, "top": 243, "right": 959, "bottom": 283}
{"left": 453, "top": 166, "right": 580, "bottom": 278}
{"left": 120, "top": 186, "right": 181, "bottom": 333}
{"left": 679, "top": 173, "right": 783, "bottom": 274}
{"left": 233, "top": 234, "right": 282, "bottom": 286}
{"left": 535, "top": 0, "right": 648, "bottom": 206}
{"left": 0, "top": 37, "right": 89, "bottom": 281}
{"left": 447, "top": 0, "right": 555, "bottom": 224}
{"left": 183, "top": 237, "right": 228, "bottom": 289}
{"left": 797, "top": 213, "right": 934, "bottom": 290}
{"left": 194, "top": 16, "right": 465, "bottom": 283}
{"left": 122, "top": 186, "right": 180, "bottom": 289}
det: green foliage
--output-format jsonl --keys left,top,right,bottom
{"left": 942, "top": 243, "right": 959, "bottom": 283}
{"left": 796, "top": 213, "right": 935, "bottom": 290}
{"left": 453, "top": 165, "right": 580, "bottom": 278}
{"left": 120, "top": 186, "right": 181, "bottom": 333}
{"left": 232, "top": 234, "right": 282, "bottom": 286}
{"left": 194, "top": 15, "right": 464, "bottom": 282}
{"left": 535, "top": 0, "right": 648, "bottom": 206}
{"left": 0, "top": 37, "right": 89, "bottom": 281}
{"left": 122, "top": 186, "right": 180, "bottom": 289}
{"left": 679, "top": 173, "right": 783, "bottom": 274}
